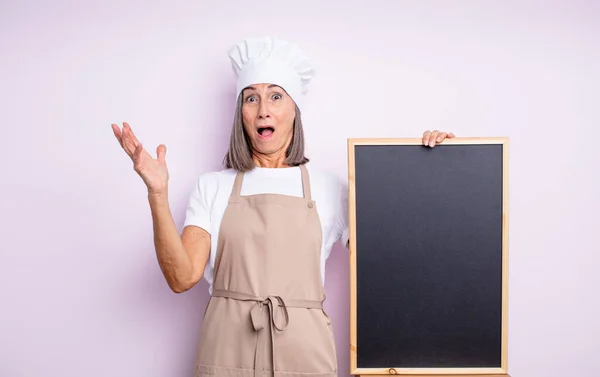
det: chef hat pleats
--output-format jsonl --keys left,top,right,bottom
{"left": 228, "top": 36, "right": 315, "bottom": 110}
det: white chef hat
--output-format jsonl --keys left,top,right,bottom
{"left": 227, "top": 36, "right": 316, "bottom": 110}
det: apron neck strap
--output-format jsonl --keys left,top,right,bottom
{"left": 231, "top": 165, "right": 312, "bottom": 200}
{"left": 299, "top": 164, "right": 312, "bottom": 201}
{"left": 231, "top": 170, "right": 244, "bottom": 198}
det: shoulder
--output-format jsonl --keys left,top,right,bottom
{"left": 190, "top": 168, "right": 237, "bottom": 201}
{"left": 304, "top": 163, "right": 347, "bottom": 197}
{"left": 305, "top": 163, "right": 345, "bottom": 186}
{"left": 195, "top": 168, "right": 236, "bottom": 186}
{"left": 303, "top": 164, "right": 348, "bottom": 237}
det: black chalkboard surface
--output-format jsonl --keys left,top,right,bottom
{"left": 348, "top": 138, "right": 509, "bottom": 377}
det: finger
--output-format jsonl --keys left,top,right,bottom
{"left": 123, "top": 122, "right": 141, "bottom": 146}
{"left": 111, "top": 124, "right": 124, "bottom": 146}
{"left": 422, "top": 131, "right": 431, "bottom": 146}
{"left": 114, "top": 124, "right": 136, "bottom": 158}
{"left": 437, "top": 132, "right": 447, "bottom": 143}
{"left": 133, "top": 143, "right": 144, "bottom": 169}
{"left": 124, "top": 123, "right": 148, "bottom": 159}
{"left": 429, "top": 130, "right": 440, "bottom": 147}
{"left": 122, "top": 124, "right": 139, "bottom": 155}
{"left": 120, "top": 129, "right": 134, "bottom": 156}
{"left": 448, "top": 132, "right": 456, "bottom": 138}
{"left": 156, "top": 144, "right": 167, "bottom": 163}
{"left": 123, "top": 122, "right": 140, "bottom": 150}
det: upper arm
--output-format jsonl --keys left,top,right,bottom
{"left": 181, "top": 173, "right": 214, "bottom": 285}
{"left": 181, "top": 225, "right": 211, "bottom": 284}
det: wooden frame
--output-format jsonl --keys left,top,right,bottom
{"left": 348, "top": 137, "right": 510, "bottom": 377}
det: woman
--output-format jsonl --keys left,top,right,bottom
{"left": 112, "top": 36, "right": 454, "bottom": 377}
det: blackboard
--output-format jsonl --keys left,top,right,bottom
{"left": 348, "top": 138, "right": 509, "bottom": 377}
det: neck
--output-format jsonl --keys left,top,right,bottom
{"left": 252, "top": 152, "right": 288, "bottom": 168}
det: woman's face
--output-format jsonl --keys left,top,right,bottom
{"left": 241, "top": 83, "right": 296, "bottom": 159}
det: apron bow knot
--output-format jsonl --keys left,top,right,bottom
{"left": 211, "top": 289, "right": 324, "bottom": 377}
{"left": 250, "top": 295, "right": 290, "bottom": 332}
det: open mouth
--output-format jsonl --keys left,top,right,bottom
{"left": 257, "top": 127, "right": 275, "bottom": 138}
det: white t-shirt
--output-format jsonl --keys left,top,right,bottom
{"left": 183, "top": 163, "right": 350, "bottom": 294}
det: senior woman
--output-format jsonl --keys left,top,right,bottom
{"left": 112, "top": 36, "right": 454, "bottom": 377}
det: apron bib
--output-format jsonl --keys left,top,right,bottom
{"left": 193, "top": 165, "right": 338, "bottom": 377}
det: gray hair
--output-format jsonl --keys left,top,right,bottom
{"left": 223, "top": 94, "right": 309, "bottom": 172}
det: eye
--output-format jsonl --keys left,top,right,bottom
{"left": 245, "top": 95, "right": 257, "bottom": 103}
{"left": 272, "top": 93, "right": 282, "bottom": 100}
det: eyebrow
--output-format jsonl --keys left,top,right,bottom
{"left": 243, "top": 84, "right": 282, "bottom": 92}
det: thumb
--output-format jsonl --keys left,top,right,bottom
{"left": 156, "top": 144, "right": 167, "bottom": 162}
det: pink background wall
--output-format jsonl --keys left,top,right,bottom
{"left": 1, "top": 1, "right": 599, "bottom": 376}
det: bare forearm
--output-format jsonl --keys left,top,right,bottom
{"left": 148, "top": 191, "right": 193, "bottom": 292}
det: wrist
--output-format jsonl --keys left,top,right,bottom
{"left": 148, "top": 188, "right": 169, "bottom": 205}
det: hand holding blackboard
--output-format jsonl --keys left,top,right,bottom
{"left": 421, "top": 130, "right": 456, "bottom": 148}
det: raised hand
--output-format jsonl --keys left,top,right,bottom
{"left": 111, "top": 122, "right": 169, "bottom": 195}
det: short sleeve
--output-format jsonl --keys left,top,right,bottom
{"left": 183, "top": 175, "right": 212, "bottom": 234}
{"left": 337, "top": 177, "right": 350, "bottom": 249}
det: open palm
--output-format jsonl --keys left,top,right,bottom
{"left": 112, "top": 122, "right": 169, "bottom": 195}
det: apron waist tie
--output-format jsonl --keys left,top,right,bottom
{"left": 211, "top": 289, "right": 324, "bottom": 377}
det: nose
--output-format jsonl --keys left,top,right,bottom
{"left": 258, "top": 101, "right": 270, "bottom": 119}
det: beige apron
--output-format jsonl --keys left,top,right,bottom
{"left": 193, "top": 165, "right": 338, "bottom": 377}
